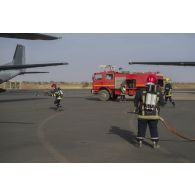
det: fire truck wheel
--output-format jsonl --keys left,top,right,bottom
{"left": 98, "top": 90, "right": 110, "bottom": 101}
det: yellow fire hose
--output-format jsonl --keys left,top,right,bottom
{"left": 159, "top": 117, "right": 195, "bottom": 141}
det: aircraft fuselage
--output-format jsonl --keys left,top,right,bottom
{"left": 0, "top": 70, "right": 22, "bottom": 84}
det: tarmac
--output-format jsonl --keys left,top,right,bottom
{"left": 0, "top": 89, "right": 195, "bottom": 163}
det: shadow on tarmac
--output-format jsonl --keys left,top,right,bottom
{"left": 85, "top": 97, "right": 135, "bottom": 102}
{"left": 49, "top": 106, "right": 58, "bottom": 110}
{"left": 108, "top": 126, "right": 153, "bottom": 148}
{"left": 0, "top": 121, "right": 34, "bottom": 125}
{"left": 85, "top": 97, "right": 101, "bottom": 101}
{"left": 49, "top": 106, "right": 63, "bottom": 112}
{"left": 0, "top": 97, "right": 48, "bottom": 103}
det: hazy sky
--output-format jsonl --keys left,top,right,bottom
{"left": 1, "top": 33, "right": 195, "bottom": 82}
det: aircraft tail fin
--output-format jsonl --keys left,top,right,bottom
{"left": 13, "top": 44, "right": 25, "bottom": 65}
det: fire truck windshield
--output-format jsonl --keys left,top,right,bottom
{"left": 94, "top": 74, "right": 102, "bottom": 80}
{"left": 106, "top": 74, "right": 113, "bottom": 80}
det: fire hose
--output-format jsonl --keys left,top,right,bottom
{"left": 129, "top": 111, "right": 195, "bottom": 141}
{"left": 159, "top": 117, "right": 195, "bottom": 141}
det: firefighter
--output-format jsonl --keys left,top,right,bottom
{"left": 164, "top": 78, "right": 175, "bottom": 107}
{"left": 120, "top": 83, "right": 126, "bottom": 102}
{"left": 134, "top": 74, "right": 165, "bottom": 148}
{"left": 54, "top": 87, "right": 63, "bottom": 109}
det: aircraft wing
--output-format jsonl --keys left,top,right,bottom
{"left": 129, "top": 62, "right": 195, "bottom": 66}
{"left": 0, "top": 33, "right": 60, "bottom": 40}
{"left": 19, "top": 71, "right": 49, "bottom": 75}
{"left": 0, "top": 62, "right": 68, "bottom": 71}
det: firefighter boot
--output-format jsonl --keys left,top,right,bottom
{"left": 136, "top": 140, "right": 142, "bottom": 148}
{"left": 153, "top": 141, "right": 160, "bottom": 149}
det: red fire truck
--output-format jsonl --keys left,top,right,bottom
{"left": 91, "top": 65, "right": 164, "bottom": 101}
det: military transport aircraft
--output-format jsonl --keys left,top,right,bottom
{"left": 0, "top": 33, "right": 68, "bottom": 92}
{"left": 0, "top": 44, "right": 68, "bottom": 85}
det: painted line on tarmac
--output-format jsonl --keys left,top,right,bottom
{"left": 37, "top": 112, "right": 69, "bottom": 163}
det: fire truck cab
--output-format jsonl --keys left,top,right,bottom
{"left": 91, "top": 65, "right": 164, "bottom": 101}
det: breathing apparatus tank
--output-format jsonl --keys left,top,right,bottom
{"left": 145, "top": 79, "right": 158, "bottom": 112}
{"left": 145, "top": 91, "right": 157, "bottom": 111}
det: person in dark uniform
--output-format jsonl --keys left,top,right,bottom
{"left": 134, "top": 74, "right": 165, "bottom": 148}
{"left": 164, "top": 78, "right": 175, "bottom": 107}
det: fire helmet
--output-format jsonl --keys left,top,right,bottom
{"left": 164, "top": 77, "right": 171, "bottom": 83}
{"left": 146, "top": 74, "right": 157, "bottom": 84}
{"left": 51, "top": 83, "right": 57, "bottom": 88}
